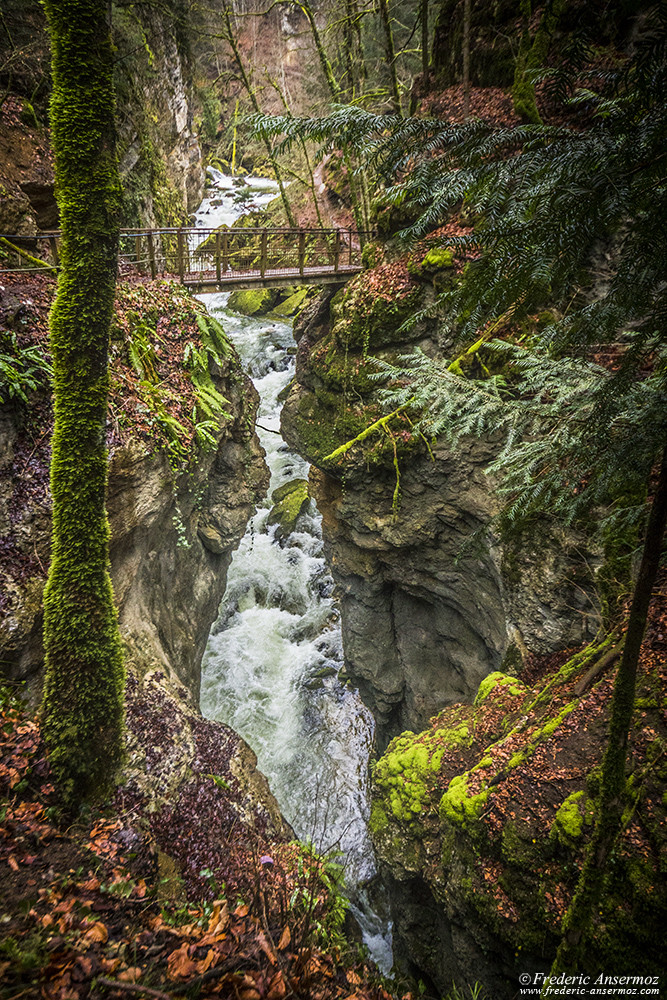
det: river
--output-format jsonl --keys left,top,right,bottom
{"left": 194, "top": 169, "right": 392, "bottom": 970}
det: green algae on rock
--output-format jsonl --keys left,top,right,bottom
{"left": 227, "top": 287, "right": 278, "bottom": 316}
{"left": 267, "top": 478, "right": 310, "bottom": 540}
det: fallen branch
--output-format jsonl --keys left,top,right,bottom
{"left": 183, "top": 954, "right": 255, "bottom": 991}
{"left": 0, "top": 236, "right": 57, "bottom": 273}
{"left": 322, "top": 403, "right": 410, "bottom": 463}
{"left": 96, "top": 977, "right": 171, "bottom": 1000}
{"left": 573, "top": 638, "right": 625, "bottom": 696}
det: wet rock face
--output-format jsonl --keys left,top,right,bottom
{"left": 282, "top": 281, "right": 599, "bottom": 748}
{"left": 115, "top": 8, "right": 205, "bottom": 224}
{"left": 0, "top": 6, "right": 204, "bottom": 235}
{"left": 0, "top": 350, "right": 268, "bottom": 706}
{"left": 107, "top": 398, "right": 269, "bottom": 703}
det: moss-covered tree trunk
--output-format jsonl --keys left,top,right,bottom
{"left": 40, "top": 0, "right": 125, "bottom": 808}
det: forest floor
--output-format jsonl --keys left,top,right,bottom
{"left": 0, "top": 684, "right": 395, "bottom": 1000}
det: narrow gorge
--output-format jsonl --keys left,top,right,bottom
{"left": 1, "top": 2, "right": 666, "bottom": 999}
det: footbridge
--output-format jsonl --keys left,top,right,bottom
{"left": 1, "top": 226, "right": 370, "bottom": 289}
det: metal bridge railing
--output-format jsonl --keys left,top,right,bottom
{"left": 0, "top": 227, "right": 373, "bottom": 283}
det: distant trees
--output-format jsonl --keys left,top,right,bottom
{"left": 40, "top": 0, "right": 125, "bottom": 808}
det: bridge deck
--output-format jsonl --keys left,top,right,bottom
{"left": 182, "top": 263, "right": 362, "bottom": 290}
{"left": 1, "top": 227, "right": 371, "bottom": 290}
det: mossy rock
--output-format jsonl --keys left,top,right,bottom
{"left": 474, "top": 671, "right": 528, "bottom": 706}
{"left": 330, "top": 271, "right": 421, "bottom": 350}
{"left": 307, "top": 330, "right": 380, "bottom": 394}
{"left": 407, "top": 247, "right": 455, "bottom": 278}
{"left": 550, "top": 790, "right": 595, "bottom": 848}
{"left": 227, "top": 287, "right": 278, "bottom": 316}
{"left": 267, "top": 479, "right": 310, "bottom": 539}
{"left": 373, "top": 723, "right": 474, "bottom": 827}
{"left": 271, "top": 288, "right": 309, "bottom": 317}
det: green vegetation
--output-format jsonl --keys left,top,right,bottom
{"left": 0, "top": 331, "right": 52, "bottom": 404}
{"left": 40, "top": 0, "right": 125, "bottom": 809}
{"left": 267, "top": 478, "right": 310, "bottom": 538}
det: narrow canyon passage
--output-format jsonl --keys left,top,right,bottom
{"left": 193, "top": 172, "right": 392, "bottom": 969}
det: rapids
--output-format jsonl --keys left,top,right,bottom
{"left": 194, "top": 170, "right": 392, "bottom": 970}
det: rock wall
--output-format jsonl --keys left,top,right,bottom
{"left": 0, "top": 286, "right": 268, "bottom": 705}
{"left": 0, "top": 2, "right": 205, "bottom": 235}
{"left": 281, "top": 268, "right": 599, "bottom": 749}
{"left": 114, "top": 5, "right": 205, "bottom": 225}
{"left": 368, "top": 636, "right": 667, "bottom": 996}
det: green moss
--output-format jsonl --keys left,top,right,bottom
{"left": 308, "top": 330, "right": 380, "bottom": 395}
{"left": 407, "top": 247, "right": 455, "bottom": 278}
{"left": 40, "top": 0, "right": 126, "bottom": 809}
{"left": 270, "top": 287, "right": 309, "bottom": 317}
{"left": 227, "top": 287, "right": 277, "bottom": 316}
{"left": 368, "top": 800, "right": 389, "bottom": 835}
{"left": 330, "top": 271, "right": 421, "bottom": 351}
{"left": 267, "top": 479, "right": 310, "bottom": 537}
{"left": 373, "top": 724, "right": 472, "bottom": 826}
{"left": 512, "top": 0, "right": 566, "bottom": 124}
{"left": 551, "top": 790, "right": 595, "bottom": 847}
{"left": 439, "top": 774, "right": 489, "bottom": 827}
{"left": 474, "top": 671, "right": 528, "bottom": 706}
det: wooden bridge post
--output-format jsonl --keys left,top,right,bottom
{"left": 48, "top": 235, "right": 60, "bottom": 267}
{"left": 215, "top": 232, "right": 222, "bottom": 283}
{"left": 134, "top": 234, "right": 142, "bottom": 272}
{"left": 260, "top": 229, "right": 268, "bottom": 278}
{"left": 222, "top": 230, "right": 229, "bottom": 273}
{"left": 333, "top": 229, "right": 341, "bottom": 272}
{"left": 177, "top": 230, "right": 185, "bottom": 282}
{"left": 298, "top": 230, "right": 306, "bottom": 276}
{"left": 147, "top": 232, "right": 157, "bottom": 278}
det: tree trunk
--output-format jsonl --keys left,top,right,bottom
{"left": 223, "top": 6, "right": 296, "bottom": 227}
{"left": 40, "top": 0, "right": 125, "bottom": 809}
{"left": 378, "top": 0, "right": 402, "bottom": 115}
{"left": 343, "top": 0, "right": 366, "bottom": 99}
{"left": 421, "top": 0, "right": 430, "bottom": 88}
{"left": 546, "top": 444, "right": 667, "bottom": 983}
{"left": 296, "top": 0, "right": 369, "bottom": 233}
{"left": 462, "top": 0, "right": 471, "bottom": 118}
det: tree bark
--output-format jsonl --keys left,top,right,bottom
{"left": 546, "top": 443, "right": 667, "bottom": 983}
{"left": 40, "top": 0, "right": 125, "bottom": 809}
{"left": 223, "top": 5, "right": 296, "bottom": 227}
{"left": 378, "top": 0, "right": 402, "bottom": 115}
{"left": 295, "top": 0, "right": 369, "bottom": 233}
{"left": 462, "top": 0, "right": 471, "bottom": 118}
{"left": 421, "top": 0, "right": 430, "bottom": 88}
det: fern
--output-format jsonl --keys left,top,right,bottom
{"left": 0, "top": 333, "right": 52, "bottom": 404}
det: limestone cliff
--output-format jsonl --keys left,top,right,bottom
{"left": 281, "top": 261, "right": 599, "bottom": 749}
{"left": 0, "top": 278, "right": 268, "bottom": 704}
{"left": 0, "top": 1, "right": 204, "bottom": 235}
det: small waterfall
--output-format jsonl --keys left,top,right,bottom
{"left": 195, "top": 171, "right": 392, "bottom": 971}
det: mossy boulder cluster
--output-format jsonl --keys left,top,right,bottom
{"left": 227, "top": 285, "right": 309, "bottom": 318}
{"left": 369, "top": 642, "right": 667, "bottom": 997}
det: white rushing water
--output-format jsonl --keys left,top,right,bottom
{"left": 194, "top": 170, "right": 393, "bottom": 971}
